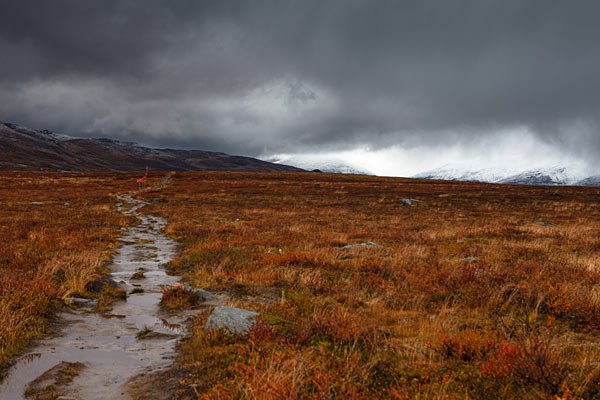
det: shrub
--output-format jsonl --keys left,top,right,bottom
{"left": 160, "top": 284, "right": 202, "bottom": 311}
{"left": 433, "top": 329, "right": 500, "bottom": 361}
{"left": 481, "top": 336, "right": 570, "bottom": 395}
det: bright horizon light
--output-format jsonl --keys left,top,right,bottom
{"left": 264, "top": 127, "right": 598, "bottom": 178}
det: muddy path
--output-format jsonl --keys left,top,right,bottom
{"left": 0, "top": 194, "right": 199, "bottom": 399}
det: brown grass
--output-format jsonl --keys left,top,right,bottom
{"left": 4, "top": 171, "right": 600, "bottom": 399}
{"left": 143, "top": 172, "right": 600, "bottom": 399}
{"left": 0, "top": 172, "right": 137, "bottom": 377}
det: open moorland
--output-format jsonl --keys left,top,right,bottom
{"left": 142, "top": 172, "right": 600, "bottom": 399}
{"left": 0, "top": 172, "right": 135, "bottom": 376}
{"left": 3, "top": 171, "right": 600, "bottom": 399}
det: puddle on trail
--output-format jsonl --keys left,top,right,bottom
{"left": 1, "top": 194, "right": 195, "bottom": 399}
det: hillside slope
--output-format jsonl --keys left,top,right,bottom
{"left": 0, "top": 122, "right": 303, "bottom": 172}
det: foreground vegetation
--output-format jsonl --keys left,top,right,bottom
{"left": 3, "top": 171, "right": 600, "bottom": 398}
{"left": 143, "top": 172, "right": 600, "bottom": 399}
{"left": 0, "top": 172, "right": 134, "bottom": 377}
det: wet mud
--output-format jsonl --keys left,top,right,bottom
{"left": 0, "top": 194, "right": 197, "bottom": 399}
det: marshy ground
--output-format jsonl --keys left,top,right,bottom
{"left": 2, "top": 171, "right": 600, "bottom": 399}
{"left": 1, "top": 191, "right": 196, "bottom": 399}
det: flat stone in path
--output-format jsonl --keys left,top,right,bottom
{"left": 206, "top": 306, "right": 259, "bottom": 335}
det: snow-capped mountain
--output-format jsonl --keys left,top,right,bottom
{"left": 413, "top": 163, "right": 598, "bottom": 186}
{"left": 413, "top": 165, "right": 518, "bottom": 183}
{"left": 498, "top": 167, "right": 582, "bottom": 185}
{"left": 268, "top": 155, "right": 373, "bottom": 175}
{"left": 575, "top": 175, "right": 600, "bottom": 186}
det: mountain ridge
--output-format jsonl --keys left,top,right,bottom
{"left": 0, "top": 122, "right": 303, "bottom": 173}
{"left": 413, "top": 163, "right": 599, "bottom": 186}
{"left": 267, "top": 155, "right": 373, "bottom": 175}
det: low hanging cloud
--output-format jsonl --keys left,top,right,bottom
{"left": 1, "top": 1, "right": 599, "bottom": 172}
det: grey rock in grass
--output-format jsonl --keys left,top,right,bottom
{"left": 460, "top": 257, "right": 479, "bottom": 262}
{"left": 400, "top": 198, "right": 421, "bottom": 206}
{"left": 334, "top": 242, "right": 385, "bottom": 250}
{"left": 206, "top": 306, "right": 259, "bottom": 335}
{"left": 535, "top": 221, "right": 554, "bottom": 226}
{"left": 30, "top": 201, "right": 44, "bottom": 205}
{"left": 184, "top": 285, "right": 214, "bottom": 300}
{"left": 64, "top": 297, "right": 96, "bottom": 307}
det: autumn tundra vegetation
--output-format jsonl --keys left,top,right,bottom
{"left": 3, "top": 171, "right": 600, "bottom": 399}
{"left": 0, "top": 172, "right": 134, "bottom": 374}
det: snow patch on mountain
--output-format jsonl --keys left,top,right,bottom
{"left": 413, "top": 163, "right": 594, "bottom": 185}
{"left": 413, "top": 164, "right": 520, "bottom": 183}
{"left": 499, "top": 167, "right": 586, "bottom": 185}
{"left": 2, "top": 122, "right": 79, "bottom": 142}
{"left": 575, "top": 175, "right": 600, "bottom": 186}
{"left": 267, "top": 154, "right": 373, "bottom": 175}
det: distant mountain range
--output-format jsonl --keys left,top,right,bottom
{"left": 413, "top": 164, "right": 600, "bottom": 186}
{"left": 4, "top": 121, "right": 598, "bottom": 185}
{"left": 0, "top": 122, "right": 303, "bottom": 172}
{"left": 267, "top": 155, "right": 374, "bottom": 175}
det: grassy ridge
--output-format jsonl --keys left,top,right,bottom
{"left": 144, "top": 172, "right": 600, "bottom": 399}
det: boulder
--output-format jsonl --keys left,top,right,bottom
{"left": 184, "top": 285, "right": 214, "bottom": 300}
{"left": 167, "top": 283, "right": 214, "bottom": 301}
{"left": 206, "top": 306, "right": 259, "bottom": 334}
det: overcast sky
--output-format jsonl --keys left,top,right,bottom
{"left": 1, "top": 1, "right": 599, "bottom": 175}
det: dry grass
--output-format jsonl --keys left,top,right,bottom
{"left": 143, "top": 172, "right": 600, "bottom": 399}
{"left": 0, "top": 172, "right": 137, "bottom": 377}
{"left": 4, "top": 171, "right": 600, "bottom": 399}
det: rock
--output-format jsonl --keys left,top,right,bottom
{"left": 167, "top": 283, "right": 214, "bottom": 301}
{"left": 400, "top": 198, "right": 422, "bottom": 206}
{"left": 535, "top": 221, "right": 554, "bottom": 226}
{"left": 460, "top": 257, "right": 479, "bottom": 262}
{"left": 85, "top": 276, "right": 123, "bottom": 293}
{"left": 63, "top": 202, "right": 70, "bottom": 206}
{"left": 64, "top": 297, "right": 95, "bottom": 307}
{"left": 30, "top": 201, "right": 44, "bottom": 205}
{"left": 334, "top": 242, "right": 385, "bottom": 250}
{"left": 152, "top": 198, "right": 167, "bottom": 203}
{"left": 206, "top": 306, "right": 259, "bottom": 335}
{"left": 185, "top": 286, "right": 214, "bottom": 300}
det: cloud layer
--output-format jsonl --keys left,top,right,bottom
{"left": 1, "top": 1, "right": 599, "bottom": 170}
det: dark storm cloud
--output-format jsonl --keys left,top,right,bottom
{"left": 0, "top": 0, "right": 599, "bottom": 156}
